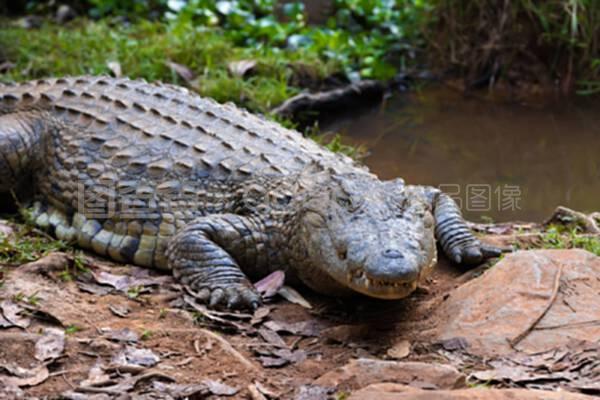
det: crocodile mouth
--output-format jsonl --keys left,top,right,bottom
{"left": 344, "top": 262, "right": 432, "bottom": 299}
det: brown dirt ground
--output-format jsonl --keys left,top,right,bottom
{"left": 0, "top": 225, "right": 595, "bottom": 399}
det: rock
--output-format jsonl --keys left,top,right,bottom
{"left": 432, "top": 250, "right": 600, "bottom": 356}
{"left": 315, "top": 359, "right": 465, "bottom": 391}
{"left": 386, "top": 340, "right": 411, "bottom": 359}
{"left": 347, "top": 383, "right": 596, "bottom": 399}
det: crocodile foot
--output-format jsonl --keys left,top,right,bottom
{"left": 448, "top": 241, "right": 503, "bottom": 265}
{"left": 187, "top": 282, "right": 262, "bottom": 310}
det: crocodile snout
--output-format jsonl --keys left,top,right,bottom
{"left": 383, "top": 249, "right": 404, "bottom": 259}
{"left": 364, "top": 249, "right": 420, "bottom": 283}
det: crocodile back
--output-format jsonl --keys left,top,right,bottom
{"left": 0, "top": 76, "right": 361, "bottom": 182}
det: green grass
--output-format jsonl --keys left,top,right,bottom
{"left": 141, "top": 329, "right": 153, "bottom": 340}
{"left": 0, "top": 19, "right": 336, "bottom": 114}
{"left": 540, "top": 226, "right": 600, "bottom": 256}
{"left": 65, "top": 324, "right": 82, "bottom": 335}
{"left": 0, "top": 17, "right": 375, "bottom": 158}
{"left": 310, "top": 132, "right": 368, "bottom": 160}
{"left": 4, "top": 0, "right": 598, "bottom": 96}
{"left": 0, "top": 225, "right": 69, "bottom": 264}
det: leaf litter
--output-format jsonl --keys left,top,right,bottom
{"left": 1, "top": 232, "right": 599, "bottom": 398}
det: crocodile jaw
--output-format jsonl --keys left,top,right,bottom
{"left": 342, "top": 254, "right": 437, "bottom": 299}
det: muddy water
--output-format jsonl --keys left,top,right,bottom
{"left": 324, "top": 87, "right": 600, "bottom": 222}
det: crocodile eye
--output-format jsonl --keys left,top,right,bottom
{"left": 336, "top": 196, "right": 352, "bottom": 208}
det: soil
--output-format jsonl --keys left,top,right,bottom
{"left": 0, "top": 221, "right": 598, "bottom": 399}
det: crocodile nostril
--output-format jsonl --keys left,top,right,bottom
{"left": 383, "top": 249, "right": 403, "bottom": 259}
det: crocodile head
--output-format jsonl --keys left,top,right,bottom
{"left": 295, "top": 173, "right": 436, "bottom": 299}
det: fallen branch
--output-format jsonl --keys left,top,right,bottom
{"left": 196, "top": 328, "right": 259, "bottom": 372}
{"left": 247, "top": 383, "right": 268, "bottom": 400}
{"left": 271, "top": 80, "right": 385, "bottom": 121}
{"left": 535, "top": 319, "right": 600, "bottom": 331}
{"left": 508, "top": 262, "right": 564, "bottom": 347}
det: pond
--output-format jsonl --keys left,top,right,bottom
{"left": 323, "top": 86, "right": 600, "bottom": 223}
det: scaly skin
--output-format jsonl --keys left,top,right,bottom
{"left": 0, "top": 76, "right": 500, "bottom": 309}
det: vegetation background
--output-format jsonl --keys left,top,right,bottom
{"left": 1, "top": 0, "right": 599, "bottom": 118}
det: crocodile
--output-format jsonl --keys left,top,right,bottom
{"left": 0, "top": 76, "right": 500, "bottom": 309}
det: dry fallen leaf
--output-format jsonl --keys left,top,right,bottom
{"left": 0, "top": 300, "right": 31, "bottom": 329}
{"left": 80, "top": 362, "right": 111, "bottom": 388}
{"left": 0, "top": 313, "right": 11, "bottom": 328}
{"left": 0, "top": 364, "right": 50, "bottom": 388}
{"left": 202, "top": 379, "right": 239, "bottom": 396}
{"left": 107, "top": 61, "right": 122, "bottom": 78}
{"left": 250, "top": 306, "right": 271, "bottom": 325}
{"left": 108, "top": 304, "right": 130, "bottom": 318}
{"left": 89, "top": 269, "right": 168, "bottom": 294}
{"left": 254, "top": 270, "right": 285, "bottom": 298}
{"left": 263, "top": 319, "right": 321, "bottom": 337}
{"left": 294, "top": 384, "right": 332, "bottom": 400}
{"left": 101, "top": 327, "right": 139, "bottom": 343}
{"left": 112, "top": 345, "right": 160, "bottom": 368}
{"left": 92, "top": 271, "right": 130, "bottom": 291}
{"left": 151, "top": 381, "right": 210, "bottom": 398}
{"left": 34, "top": 328, "right": 65, "bottom": 362}
{"left": 165, "top": 61, "right": 195, "bottom": 83}
{"left": 76, "top": 281, "right": 113, "bottom": 296}
{"left": 258, "top": 327, "right": 288, "bottom": 348}
{"left": 277, "top": 285, "right": 312, "bottom": 309}
{"left": 254, "top": 346, "right": 306, "bottom": 368}
{"left": 228, "top": 59, "right": 257, "bottom": 78}
{"left": 468, "top": 339, "right": 600, "bottom": 394}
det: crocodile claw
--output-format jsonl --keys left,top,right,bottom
{"left": 187, "top": 283, "right": 262, "bottom": 311}
{"left": 450, "top": 242, "right": 504, "bottom": 265}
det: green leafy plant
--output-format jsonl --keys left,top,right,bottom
{"left": 540, "top": 226, "right": 600, "bottom": 256}
{"left": 65, "top": 324, "right": 81, "bottom": 335}
{"left": 127, "top": 285, "right": 143, "bottom": 299}
{"left": 166, "top": 0, "right": 427, "bottom": 81}
{"left": 0, "top": 228, "right": 68, "bottom": 264}
{"left": 141, "top": 329, "right": 153, "bottom": 340}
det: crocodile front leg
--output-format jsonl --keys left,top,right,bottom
{"left": 433, "top": 192, "right": 501, "bottom": 264}
{"left": 166, "top": 214, "right": 263, "bottom": 310}
{"left": 0, "top": 111, "right": 45, "bottom": 192}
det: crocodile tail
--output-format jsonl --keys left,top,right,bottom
{"left": 0, "top": 111, "right": 44, "bottom": 192}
